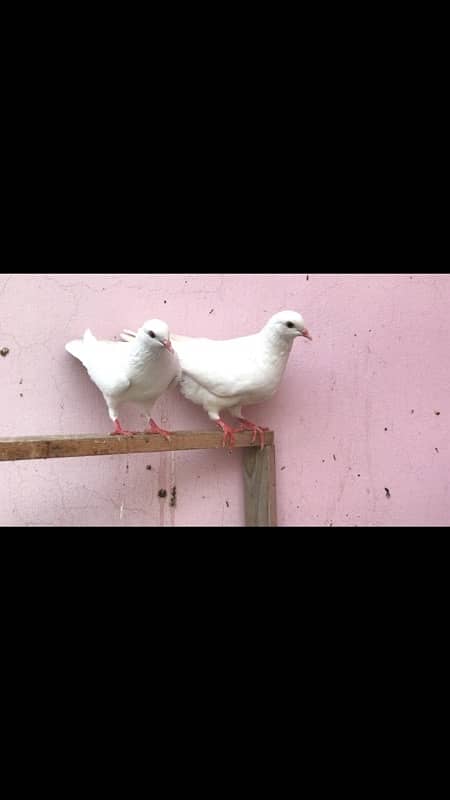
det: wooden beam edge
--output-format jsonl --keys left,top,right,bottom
{"left": 0, "top": 430, "right": 275, "bottom": 462}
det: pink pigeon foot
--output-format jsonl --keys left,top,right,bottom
{"left": 145, "top": 418, "right": 172, "bottom": 442}
{"left": 110, "top": 419, "right": 136, "bottom": 437}
{"left": 216, "top": 420, "right": 237, "bottom": 449}
{"left": 236, "top": 417, "right": 269, "bottom": 449}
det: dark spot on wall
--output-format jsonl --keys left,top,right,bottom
{"left": 385, "top": 488, "right": 391, "bottom": 498}
{"left": 384, "top": 427, "right": 388, "bottom": 432}
{"left": 281, "top": 466, "right": 286, "bottom": 471}
{"left": 435, "top": 448, "right": 439, "bottom": 453}
{"left": 146, "top": 465, "right": 152, "bottom": 470}
{"left": 19, "top": 393, "right": 23, "bottom": 398}
{"left": 209, "top": 309, "right": 214, "bottom": 314}
{"left": 19, "top": 378, "right": 23, "bottom": 385}
{"left": 1, "top": 347, "right": 10, "bottom": 357}
{"left": 306, "top": 275, "right": 309, "bottom": 281}
{"left": 158, "top": 489, "right": 167, "bottom": 499}
{"left": 357, "top": 474, "right": 361, "bottom": 477}
{"left": 226, "top": 500, "right": 230, "bottom": 508}
{"left": 164, "top": 300, "right": 167, "bottom": 304}
{"left": 434, "top": 411, "right": 441, "bottom": 416}
{"left": 411, "top": 409, "right": 415, "bottom": 414}
{"left": 333, "top": 454, "right": 336, "bottom": 461}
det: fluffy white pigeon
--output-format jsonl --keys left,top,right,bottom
{"left": 66, "top": 319, "right": 180, "bottom": 438}
{"left": 120, "top": 310, "right": 311, "bottom": 447}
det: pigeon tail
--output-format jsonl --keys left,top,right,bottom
{"left": 83, "top": 328, "right": 96, "bottom": 345}
{"left": 65, "top": 339, "right": 84, "bottom": 360}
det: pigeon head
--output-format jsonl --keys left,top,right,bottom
{"left": 267, "top": 310, "right": 312, "bottom": 342}
{"left": 137, "top": 319, "right": 174, "bottom": 352}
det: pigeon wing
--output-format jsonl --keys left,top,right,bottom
{"left": 172, "top": 334, "right": 262, "bottom": 398}
{"left": 67, "top": 332, "right": 131, "bottom": 397}
{"left": 85, "top": 353, "right": 131, "bottom": 398}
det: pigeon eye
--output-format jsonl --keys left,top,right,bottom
{"left": 286, "top": 322, "right": 294, "bottom": 329}
{"left": 148, "top": 331, "right": 156, "bottom": 338}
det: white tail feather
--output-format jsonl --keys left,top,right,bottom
{"left": 66, "top": 329, "right": 96, "bottom": 361}
{"left": 65, "top": 339, "right": 84, "bottom": 360}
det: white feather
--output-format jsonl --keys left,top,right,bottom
{"left": 66, "top": 319, "right": 181, "bottom": 429}
{"left": 118, "top": 310, "right": 311, "bottom": 425}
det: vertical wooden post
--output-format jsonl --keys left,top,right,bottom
{"left": 243, "top": 444, "right": 278, "bottom": 527}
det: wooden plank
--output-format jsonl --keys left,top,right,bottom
{"left": 243, "top": 444, "right": 277, "bottom": 527}
{"left": 0, "top": 430, "right": 274, "bottom": 462}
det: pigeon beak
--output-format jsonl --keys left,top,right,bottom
{"left": 163, "top": 339, "right": 174, "bottom": 352}
{"left": 301, "top": 328, "right": 312, "bottom": 341}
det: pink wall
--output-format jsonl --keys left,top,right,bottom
{"left": 1, "top": 273, "right": 449, "bottom": 527}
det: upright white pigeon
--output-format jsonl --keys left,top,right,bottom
{"left": 120, "top": 311, "right": 311, "bottom": 447}
{"left": 66, "top": 319, "right": 180, "bottom": 438}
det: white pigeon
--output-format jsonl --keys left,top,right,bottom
{"left": 120, "top": 311, "right": 311, "bottom": 447}
{"left": 66, "top": 319, "right": 180, "bottom": 438}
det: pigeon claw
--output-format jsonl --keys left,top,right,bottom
{"left": 237, "top": 418, "right": 269, "bottom": 450}
{"left": 146, "top": 419, "right": 172, "bottom": 441}
{"left": 111, "top": 420, "right": 136, "bottom": 437}
{"left": 216, "top": 420, "right": 236, "bottom": 449}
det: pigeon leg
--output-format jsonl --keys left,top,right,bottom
{"left": 216, "top": 419, "right": 237, "bottom": 448}
{"left": 236, "top": 417, "right": 269, "bottom": 450}
{"left": 145, "top": 418, "right": 172, "bottom": 442}
{"left": 110, "top": 419, "right": 136, "bottom": 437}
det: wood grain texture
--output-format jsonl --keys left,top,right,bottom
{"left": 243, "top": 444, "right": 277, "bottom": 527}
{"left": 0, "top": 430, "right": 274, "bottom": 462}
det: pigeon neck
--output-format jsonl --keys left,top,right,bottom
{"left": 261, "top": 325, "right": 294, "bottom": 358}
{"left": 130, "top": 337, "right": 162, "bottom": 363}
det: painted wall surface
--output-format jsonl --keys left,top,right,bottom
{"left": 0, "top": 273, "right": 449, "bottom": 527}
